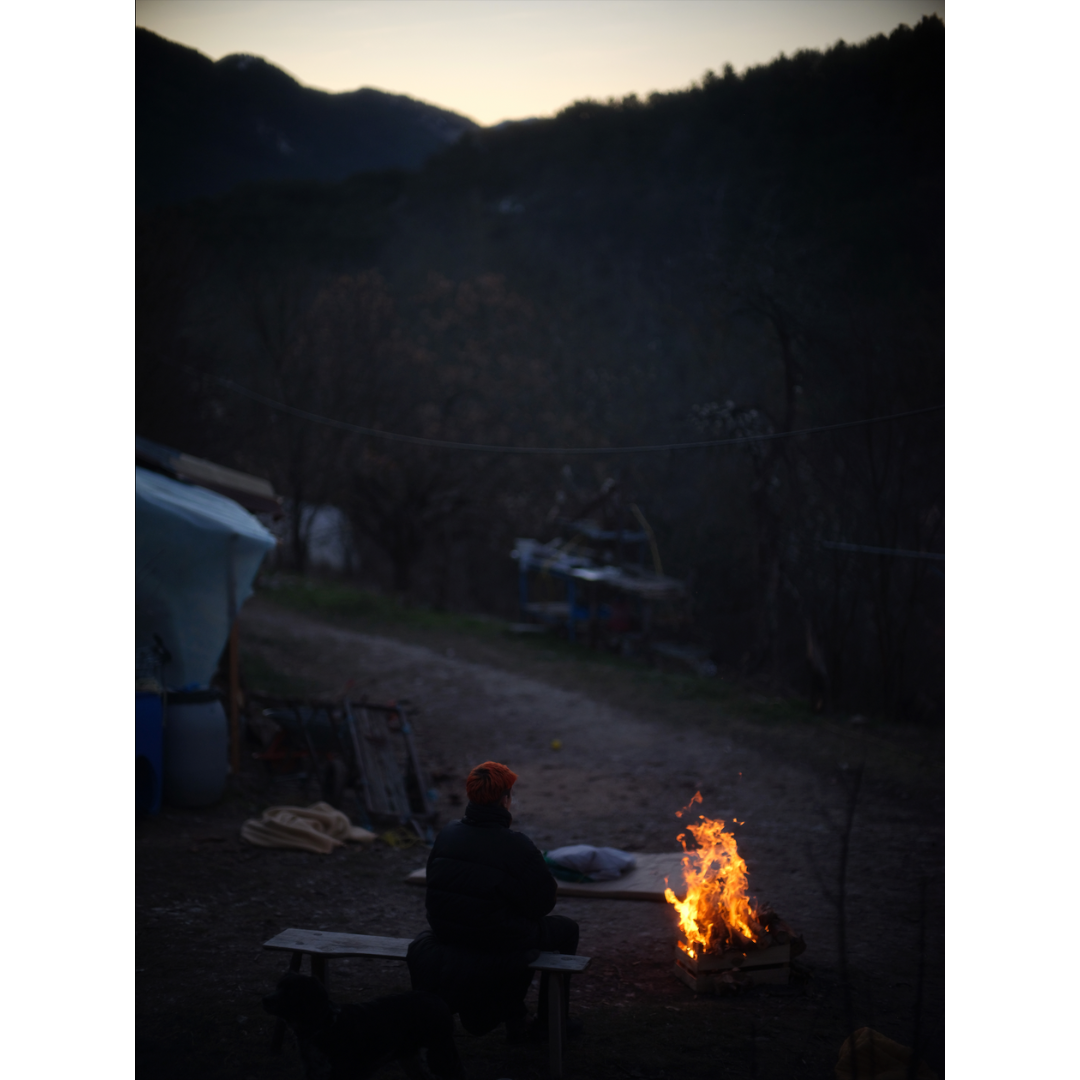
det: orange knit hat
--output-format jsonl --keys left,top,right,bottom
{"left": 465, "top": 761, "right": 518, "bottom": 805}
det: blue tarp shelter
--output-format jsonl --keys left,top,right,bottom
{"left": 136, "top": 466, "right": 276, "bottom": 690}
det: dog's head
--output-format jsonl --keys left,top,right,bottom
{"left": 262, "top": 973, "right": 334, "bottom": 1031}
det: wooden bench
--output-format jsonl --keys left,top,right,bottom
{"left": 263, "top": 928, "right": 590, "bottom": 1079}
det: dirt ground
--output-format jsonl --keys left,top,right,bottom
{"left": 136, "top": 595, "right": 945, "bottom": 1080}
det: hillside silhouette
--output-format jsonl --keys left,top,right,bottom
{"left": 137, "top": 16, "right": 944, "bottom": 720}
{"left": 136, "top": 27, "right": 478, "bottom": 207}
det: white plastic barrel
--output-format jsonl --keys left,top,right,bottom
{"left": 163, "top": 690, "right": 228, "bottom": 807}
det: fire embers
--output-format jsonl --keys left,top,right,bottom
{"left": 663, "top": 792, "right": 805, "bottom": 993}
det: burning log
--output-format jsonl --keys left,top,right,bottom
{"left": 663, "top": 793, "right": 804, "bottom": 993}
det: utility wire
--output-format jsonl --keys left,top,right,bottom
{"left": 819, "top": 540, "right": 944, "bottom": 561}
{"left": 179, "top": 363, "right": 943, "bottom": 456}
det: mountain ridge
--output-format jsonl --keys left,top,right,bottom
{"left": 136, "top": 27, "right": 479, "bottom": 207}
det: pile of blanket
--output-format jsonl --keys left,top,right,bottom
{"left": 240, "top": 802, "right": 376, "bottom": 854}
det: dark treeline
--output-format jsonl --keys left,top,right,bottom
{"left": 136, "top": 27, "right": 478, "bottom": 207}
{"left": 137, "top": 17, "right": 944, "bottom": 721}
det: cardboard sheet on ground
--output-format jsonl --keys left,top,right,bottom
{"left": 406, "top": 852, "right": 687, "bottom": 901}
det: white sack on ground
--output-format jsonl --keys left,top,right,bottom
{"left": 546, "top": 844, "right": 637, "bottom": 881}
{"left": 240, "top": 802, "right": 377, "bottom": 854}
{"left": 136, "top": 466, "right": 276, "bottom": 689}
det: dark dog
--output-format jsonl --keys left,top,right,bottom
{"left": 263, "top": 973, "right": 465, "bottom": 1080}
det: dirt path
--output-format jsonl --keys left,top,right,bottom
{"left": 136, "top": 597, "right": 944, "bottom": 1080}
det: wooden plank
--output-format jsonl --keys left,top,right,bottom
{"left": 530, "top": 953, "right": 590, "bottom": 973}
{"left": 370, "top": 709, "right": 411, "bottom": 818}
{"left": 355, "top": 709, "right": 394, "bottom": 818}
{"left": 263, "top": 931, "right": 591, "bottom": 973}
{"left": 552, "top": 852, "right": 687, "bottom": 900}
{"left": 263, "top": 929, "right": 410, "bottom": 959}
{"left": 342, "top": 700, "right": 371, "bottom": 813}
{"left": 673, "top": 958, "right": 790, "bottom": 992}
{"left": 359, "top": 708, "right": 412, "bottom": 822}
{"left": 405, "top": 852, "right": 688, "bottom": 902}
{"left": 681, "top": 941, "right": 791, "bottom": 973}
{"left": 398, "top": 708, "right": 433, "bottom": 819}
{"left": 548, "top": 975, "right": 565, "bottom": 1080}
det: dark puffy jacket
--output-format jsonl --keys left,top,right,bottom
{"left": 425, "top": 801, "right": 557, "bottom": 952}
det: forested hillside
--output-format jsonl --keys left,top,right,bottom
{"left": 136, "top": 16, "right": 944, "bottom": 720}
{"left": 136, "top": 27, "right": 478, "bottom": 207}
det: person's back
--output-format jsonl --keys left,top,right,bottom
{"left": 409, "top": 761, "right": 579, "bottom": 1038}
{"left": 425, "top": 792, "right": 557, "bottom": 952}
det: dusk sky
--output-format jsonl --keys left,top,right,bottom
{"left": 135, "top": 0, "right": 945, "bottom": 126}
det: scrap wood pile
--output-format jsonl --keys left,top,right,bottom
{"left": 247, "top": 693, "right": 435, "bottom": 838}
{"left": 732, "top": 903, "right": 805, "bottom": 956}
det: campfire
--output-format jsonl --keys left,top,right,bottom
{"left": 664, "top": 793, "right": 803, "bottom": 991}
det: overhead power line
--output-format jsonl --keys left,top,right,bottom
{"left": 820, "top": 541, "right": 945, "bottom": 561}
{"left": 181, "top": 363, "right": 943, "bottom": 456}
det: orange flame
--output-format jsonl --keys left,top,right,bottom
{"left": 663, "top": 792, "right": 763, "bottom": 958}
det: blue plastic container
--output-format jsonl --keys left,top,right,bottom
{"left": 163, "top": 689, "right": 228, "bottom": 808}
{"left": 135, "top": 692, "right": 164, "bottom": 815}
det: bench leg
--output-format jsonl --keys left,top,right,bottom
{"left": 271, "top": 951, "right": 305, "bottom": 1052}
{"left": 547, "top": 973, "right": 566, "bottom": 1079}
{"left": 311, "top": 954, "right": 328, "bottom": 988}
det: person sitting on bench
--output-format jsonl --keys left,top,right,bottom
{"left": 407, "top": 761, "right": 579, "bottom": 1040}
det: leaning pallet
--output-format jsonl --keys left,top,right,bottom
{"left": 251, "top": 694, "right": 435, "bottom": 838}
